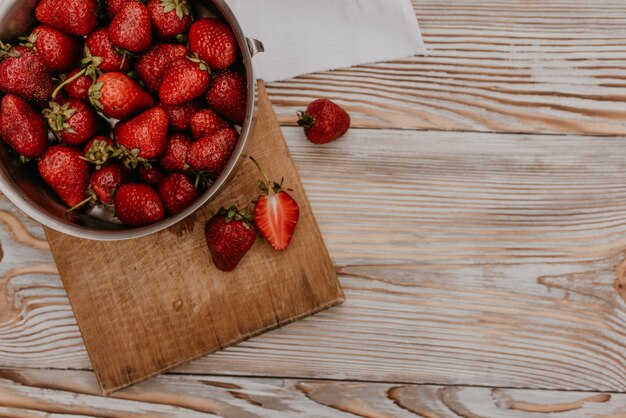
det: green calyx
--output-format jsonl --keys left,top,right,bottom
{"left": 0, "top": 41, "right": 19, "bottom": 60}
{"left": 249, "top": 156, "right": 285, "bottom": 197}
{"left": 66, "top": 187, "right": 98, "bottom": 214}
{"left": 218, "top": 206, "right": 254, "bottom": 226}
{"left": 42, "top": 102, "right": 78, "bottom": 135}
{"left": 81, "top": 139, "right": 115, "bottom": 170}
{"left": 296, "top": 111, "right": 315, "bottom": 130}
{"left": 18, "top": 32, "right": 37, "bottom": 49}
{"left": 188, "top": 54, "right": 211, "bottom": 72}
{"left": 161, "top": 0, "right": 190, "bottom": 19}
{"left": 111, "top": 146, "right": 152, "bottom": 170}
{"left": 88, "top": 81, "right": 105, "bottom": 112}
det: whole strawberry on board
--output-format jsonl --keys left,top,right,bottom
{"left": 109, "top": 0, "right": 153, "bottom": 54}
{"left": 205, "top": 206, "right": 256, "bottom": 272}
{"left": 297, "top": 99, "right": 350, "bottom": 144}
{"left": 35, "top": 0, "right": 99, "bottom": 36}
{"left": 43, "top": 99, "right": 104, "bottom": 146}
{"left": 20, "top": 25, "right": 83, "bottom": 74}
{"left": 159, "top": 56, "right": 211, "bottom": 106}
{"left": 89, "top": 72, "right": 155, "bottom": 120}
{"left": 189, "top": 17, "right": 238, "bottom": 71}
{"left": 250, "top": 157, "right": 300, "bottom": 251}
{"left": 0, "top": 95, "right": 48, "bottom": 160}
{"left": 159, "top": 173, "right": 197, "bottom": 214}
{"left": 206, "top": 69, "right": 247, "bottom": 125}
{"left": 0, "top": 43, "right": 54, "bottom": 101}
{"left": 38, "top": 146, "right": 92, "bottom": 208}
{"left": 113, "top": 107, "right": 169, "bottom": 164}
{"left": 136, "top": 43, "right": 187, "bottom": 92}
{"left": 147, "top": 0, "right": 193, "bottom": 41}
{"left": 114, "top": 183, "right": 165, "bottom": 226}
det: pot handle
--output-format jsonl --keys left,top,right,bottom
{"left": 246, "top": 38, "right": 265, "bottom": 57}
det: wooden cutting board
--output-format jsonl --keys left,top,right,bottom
{"left": 44, "top": 81, "right": 344, "bottom": 395}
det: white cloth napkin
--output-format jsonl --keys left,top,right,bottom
{"left": 224, "top": 0, "right": 426, "bottom": 82}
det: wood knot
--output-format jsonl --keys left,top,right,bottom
{"left": 615, "top": 256, "right": 626, "bottom": 304}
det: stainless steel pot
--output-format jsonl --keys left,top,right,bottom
{"left": 0, "top": 0, "right": 263, "bottom": 240}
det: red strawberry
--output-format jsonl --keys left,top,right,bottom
{"left": 114, "top": 107, "right": 169, "bottom": 161}
{"left": 205, "top": 206, "right": 256, "bottom": 272}
{"left": 35, "top": 0, "right": 98, "bottom": 37}
{"left": 206, "top": 70, "right": 247, "bottom": 125}
{"left": 21, "top": 25, "right": 83, "bottom": 74}
{"left": 110, "top": 1, "right": 153, "bottom": 54}
{"left": 114, "top": 183, "right": 165, "bottom": 226}
{"left": 190, "top": 109, "right": 228, "bottom": 139}
{"left": 135, "top": 43, "right": 187, "bottom": 92}
{"left": 43, "top": 99, "right": 104, "bottom": 146}
{"left": 0, "top": 44, "right": 54, "bottom": 101}
{"left": 159, "top": 57, "right": 210, "bottom": 106}
{"left": 250, "top": 157, "right": 300, "bottom": 251}
{"left": 86, "top": 28, "right": 130, "bottom": 73}
{"left": 139, "top": 165, "right": 166, "bottom": 185}
{"left": 38, "top": 146, "right": 92, "bottom": 207}
{"left": 89, "top": 72, "right": 155, "bottom": 120}
{"left": 63, "top": 68, "right": 94, "bottom": 101}
{"left": 0, "top": 95, "right": 48, "bottom": 159}
{"left": 186, "top": 127, "right": 238, "bottom": 176}
{"left": 297, "top": 99, "right": 350, "bottom": 144}
{"left": 158, "top": 100, "right": 201, "bottom": 131}
{"left": 147, "top": 0, "right": 193, "bottom": 41}
{"left": 160, "top": 133, "right": 191, "bottom": 172}
{"left": 105, "top": 0, "right": 128, "bottom": 16}
{"left": 159, "top": 172, "right": 197, "bottom": 214}
{"left": 83, "top": 135, "right": 114, "bottom": 168}
{"left": 90, "top": 163, "right": 128, "bottom": 205}
{"left": 189, "top": 18, "right": 238, "bottom": 71}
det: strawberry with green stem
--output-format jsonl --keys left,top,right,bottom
{"left": 89, "top": 72, "right": 155, "bottom": 120}
{"left": 205, "top": 206, "right": 256, "bottom": 272}
{"left": 20, "top": 25, "right": 83, "bottom": 74}
{"left": 159, "top": 55, "right": 211, "bottom": 105}
{"left": 43, "top": 99, "right": 104, "bottom": 145}
{"left": 297, "top": 99, "right": 350, "bottom": 144}
{"left": 249, "top": 156, "right": 300, "bottom": 251}
{"left": 147, "top": 0, "right": 193, "bottom": 41}
{"left": 113, "top": 107, "right": 169, "bottom": 168}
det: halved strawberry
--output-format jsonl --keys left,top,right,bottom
{"left": 250, "top": 157, "right": 300, "bottom": 251}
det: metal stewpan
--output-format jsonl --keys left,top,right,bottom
{"left": 0, "top": 0, "right": 263, "bottom": 240}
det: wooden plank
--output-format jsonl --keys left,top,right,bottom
{"left": 3, "top": 128, "right": 626, "bottom": 391}
{"left": 43, "top": 83, "right": 343, "bottom": 394}
{"left": 0, "top": 368, "right": 625, "bottom": 417}
{"left": 267, "top": 0, "right": 626, "bottom": 135}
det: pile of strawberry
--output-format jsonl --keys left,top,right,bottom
{"left": 0, "top": 0, "right": 248, "bottom": 227}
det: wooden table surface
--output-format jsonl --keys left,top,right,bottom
{"left": 3, "top": 0, "right": 626, "bottom": 416}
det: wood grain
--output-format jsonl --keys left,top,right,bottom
{"left": 3, "top": 128, "right": 626, "bottom": 391}
{"left": 267, "top": 0, "right": 626, "bottom": 135}
{"left": 0, "top": 368, "right": 625, "bottom": 417}
{"left": 43, "top": 83, "right": 343, "bottom": 394}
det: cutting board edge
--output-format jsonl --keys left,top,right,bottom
{"left": 98, "top": 295, "right": 345, "bottom": 395}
